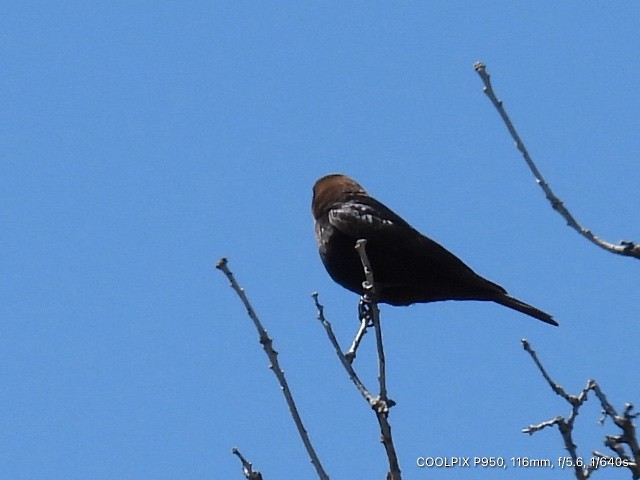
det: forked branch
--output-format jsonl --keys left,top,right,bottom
{"left": 522, "top": 339, "right": 639, "bottom": 479}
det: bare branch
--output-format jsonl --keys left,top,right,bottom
{"left": 592, "top": 386, "right": 640, "bottom": 475}
{"left": 344, "top": 309, "right": 369, "bottom": 363}
{"left": 474, "top": 62, "right": 640, "bottom": 260}
{"left": 522, "top": 415, "right": 564, "bottom": 434}
{"left": 355, "top": 239, "right": 388, "bottom": 400}
{"left": 522, "top": 339, "right": 592, "bottom": 479}
{"left": 521, "top": 339, "right": 579, "bottom": 403}
{"left": 217, "top": 258, "right": 330, "bottom": 480}
{"left": 312, "top": 290, "right": 400, "bottom": 480}
{"left": 311, "top": 292, "right": 375, "bottom": 404}
{"left": 355, "top": 239, "right": 401, "bottom": 480}
{"left": 522, "top": 339, "right": 640, "bottom": 479}
{"left": 232, "top": 448, "right": 264, "bottom": 480}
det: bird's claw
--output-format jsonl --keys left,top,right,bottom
{"left": 358, "top": 296, "right": 375, "bottom": 327}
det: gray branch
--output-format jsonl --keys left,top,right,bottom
{"left": 522, "top": 339, "right": 639, "bottom": 479}
{"left": 217, "top": 258, "right": 330, "bottom": 480}
{"left": 232, "top": 448, "right": 264, "bottom": 480}
{"left": 474, "top": 62, "right": 640, "bottom": 260}
{"left": 311, "top": 292, "right": 375, "bottom": 404}
{"left": 355, "top": 239, "right": 401, "bottom": 480}
{"left": 311, "top": 240, "right": 401, "bottom": 480}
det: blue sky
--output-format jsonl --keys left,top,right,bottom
{"left": 3, "top": 2, "right": 639, "bottom": 479}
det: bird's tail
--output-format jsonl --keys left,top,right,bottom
{"left": 494, "top": 294, "right": 558, "bottom": 326}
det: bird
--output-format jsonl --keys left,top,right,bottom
{"left": 312, "top": 174, "right": 557, "bottom": 326}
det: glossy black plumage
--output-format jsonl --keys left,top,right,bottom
{"left": 312, "top": 174, "right": 557, "bottom": 326}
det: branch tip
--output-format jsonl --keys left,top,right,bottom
{"left": 216, "top": 257, "right": 228, "bottom": 270}
{"left": 474, "top": 63, "right": 640, "bottom": 259}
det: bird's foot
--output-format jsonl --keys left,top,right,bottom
{"left": 358, "top": 296, "right": 375, "bottom": 327}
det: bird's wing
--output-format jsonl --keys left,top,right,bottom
{"left": 327, "top": 196, "right": 413, "bottom": 236}
{"left": 328, "top": 196, "right": 506, "bottom": 295}
{"left": 327, "top": 196, "right": 469, "bottom": 272}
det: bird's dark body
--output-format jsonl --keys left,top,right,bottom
{"left": 312, "top": 174, "right": 557, "bottom": 325}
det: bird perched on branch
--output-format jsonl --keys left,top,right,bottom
{"left": 312, "top": 174, "right": 557, "bottom": 326}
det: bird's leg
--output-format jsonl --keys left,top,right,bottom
{"left": 358, "top": 295, "right": 375, "bottom": 326}
{"left": 344, "top": 296, "right": 374, "bottom": 363}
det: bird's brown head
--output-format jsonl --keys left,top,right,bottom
{"left": 312, "top": 174, "right": 368, "bottom": 220}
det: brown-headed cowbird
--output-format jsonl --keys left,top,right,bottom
{"left": 312, "top": 174, "right": 557, "bottom": 326}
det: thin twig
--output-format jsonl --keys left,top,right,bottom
{"left": 345, "top": 311, "right": 369, "bottom": 363}
{"left": 521, "top": 339, "right": 576, "bottom": 402}
{"left": 474, "top": 62, "right": 640, "bottom": 260}
{"left": 355, "top": 240, "right": 388, "bottom": 400}
{"left": 312, "top": 291, "right": 400, "bottom": 480}
{"left": 522, "top": 339, "right": 591, "bottom": 479}
{"left": 232, "top": 448, "right": 264, "bottom": 480}
{"left": 311, "top": 292, "right": 375, "bottom": 404}
{"left": 521, "top": 339, "right": 640, "bottom": 479}
{"left": 591, "top": 387, "right": 640, "bottom": 476}
{"left": 355, "top": 239, "right": 401, "bottom": 480}
{"left": 217, "top": 258, "right": 330, "bottom": 480}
